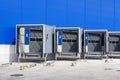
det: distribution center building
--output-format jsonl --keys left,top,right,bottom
{"left": 0, "top": 0, "right": 120, "bottom": 64}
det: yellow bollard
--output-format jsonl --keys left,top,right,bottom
{"left": 23, "top": 66, "right": 29, "bottom": 70}
{"left": 76, "top": 60, "right": 81, "bottom": 64}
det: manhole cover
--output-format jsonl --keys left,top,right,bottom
{"left": 104, "top": 68, "right": 113, "bottom": 70}
{"left": 10, "top": 74, "right": 24, "bottom": 77}
{"left": 116, "top": 70, "right": 120, "bottom": 72}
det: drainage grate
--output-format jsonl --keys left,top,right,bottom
{"left": 10, "top": 74, "right": 24, "bottom": 77}
{"left": 104, "top": 68, "right": 113, "bottom": 70}
{"left": 116, "top": 70, "right": 120, "bottom": 72}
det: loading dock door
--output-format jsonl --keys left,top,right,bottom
{"left": 30, "top": 29, "right": 43, "bottom": 52}
{"left": 62, "top": 31, "right": 78, "bottom": 53}
{"left": 88, "top": 33, "right": 102, "bottom": 52}
{"left": 109, "top": 35, "right": 120, "bottom": 52}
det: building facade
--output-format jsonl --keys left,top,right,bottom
{"left": 0, "top": 0, "right": 120, "bottom": 64}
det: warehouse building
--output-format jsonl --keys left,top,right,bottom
{"left": 0, "top": 0, "right": 120, "bottom": 64}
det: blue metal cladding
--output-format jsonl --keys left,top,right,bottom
{"left": 46, "top": 0, "right": 67, "bottom": 26}
{"left": 101, "top": 0, "right": 115, "bottom": 30}
{"left": 0, "top": 0, "right": 21, "bottom": 44}
{"left": 22, "top": 0, "right": 46, "bottom": 24}
{"left": 66, "top": 0, "right": 84, "bottom": 27}
{"left": 85, "top": 33, "right": 88, "bottom": 46}
{"left": 101, "top": 33, "right": 104, "bottom": 46}
{"left": 24, "top": 28, "right": 29, "bottom": 45}
{"left": 0, "top": 0, "right": 120, "bottom": 44}
{"left": 115, "top": 0, "right": 120, "bottom": 29}
{"left": 58, "top": 31, "right": 62, "bottom": 45}
{"left": 85, "top": 0, "right": 101, "bottom": 29}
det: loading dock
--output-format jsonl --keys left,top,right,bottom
{"left": 84, "top": 30, "right": 108, "bottom": 59}
{"left": 108, "top": 32, "right": 120, "bottom": 58}
{"left": 16, "top": 24, "right": 55, "bottom": 61}
{"left": 55, "top": 27, "right": 82, "bottom": 59}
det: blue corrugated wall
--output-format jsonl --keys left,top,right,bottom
{"left": 0, "top": 0, "right": 120, "bottom": 44}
